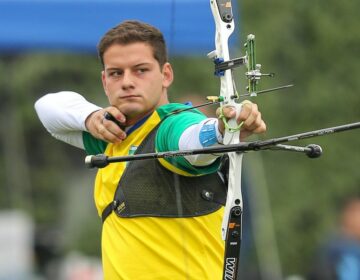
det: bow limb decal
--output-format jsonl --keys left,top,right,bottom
{"left": 209, "top": 1, "right": 244, "bottom": 279}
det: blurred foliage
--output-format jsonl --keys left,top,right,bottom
{"left": 239, "top": 0, "right": 360, "bottom": 276}
{"left": 0, "top": 54, "right": 104, "bottom": 264}
{"left": 0, "top": 0, "right": 359, "bottom": 278}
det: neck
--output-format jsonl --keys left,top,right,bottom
{"left": 125, "top": 112, "right": 153, "bottom": 127}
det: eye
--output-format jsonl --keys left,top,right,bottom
{"left": 136, "top": 68, "right": 149, "bottom": 74}
{"left": 108, "top": 70, "right": 123, "bottom": 78}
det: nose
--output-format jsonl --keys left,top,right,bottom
{"left": 121, "top": 70, "right": 135, "bottom": 90}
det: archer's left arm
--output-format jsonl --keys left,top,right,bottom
{"left": 157, "top": 101, "right": 266, "bottom": 170}
{"left": 179, "top": 101, "right": 266, "bottom": 167}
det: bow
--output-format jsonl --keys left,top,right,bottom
{"left": 208, "top": 1, "right": 244, "bottom": 279}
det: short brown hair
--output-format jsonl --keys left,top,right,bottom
{"left": 97, "top": 20, "right": 168, "bottom": 68}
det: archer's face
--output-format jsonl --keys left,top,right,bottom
{"left": 101, "top": 42, "right": 173, "bottom": 125}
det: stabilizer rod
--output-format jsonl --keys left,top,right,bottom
{"left": 85, "top": 121, "right": 359, "bottom": 168}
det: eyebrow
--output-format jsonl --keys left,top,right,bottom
{"left": 105, "top": 67, "right": 122, "bottom": 72}
{"left": 105, "top": 62, "right": 152, "bottom": 72}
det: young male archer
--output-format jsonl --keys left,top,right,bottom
{"left": 35, "top": 20, "right": 266, "bottom": 279}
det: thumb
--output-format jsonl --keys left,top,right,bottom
{"left": 216, "top": 107, "right": 225, "bottom": 135}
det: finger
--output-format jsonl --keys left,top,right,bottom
{"left": 103, "top": 111, "right": 124, "bottom": 130}
{"left": 85, "top": 110, "right": 103, "bottom": 134}
{"left": 217, "top": 105, "right": 237, "bottom": 119}
{"left": 104, "top": 106, "right": 126, "bottom": 125}
{"left": 216, "top": 106, "right": 233, "bottom": 135}
{"left": 239, "top": 102, "right": 267, "bottom": 137}
{"left": 240, "top": 102, "right": 263, "bottom": 129}
{"left": 97, "top": 123, "right": 125, "bottom": 143}
{"left": 251, "top": 113, "right": 266, "bottom": 133}
{"left": 246, "top": 103, "right": 266, "bottom": 133}
{"left": 238, "top": 101, "right": 254, "bottom": 122}
{"left": 216, "top": 105, "right": 243, "bottom": 136}
{"left": 102, "top": 118, "right": 127, "bottom": 140}
{"left": 242, "top": 110, "right": 261, "bottom": 131}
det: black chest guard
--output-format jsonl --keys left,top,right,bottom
{"left": 101, "top": 125, "right": 228, "bottom": 223}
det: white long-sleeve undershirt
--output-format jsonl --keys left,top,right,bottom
{"left": 34, "top": 91, "right": 101, "bottom": 149}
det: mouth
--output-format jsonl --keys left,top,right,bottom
{"left": 120, "top": 94, "right": 141, "bottom": 100}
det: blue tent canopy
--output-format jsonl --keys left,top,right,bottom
{"left": 0, "top": 0, "right": 239, "bottom": 56}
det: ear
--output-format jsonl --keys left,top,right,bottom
{"left": 161, "top": 62, "right": 174, "bottom": 89}
{"left": 101, "top": 70, "right": 109, "bottom": 97}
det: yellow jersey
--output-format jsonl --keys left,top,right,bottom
{"left": 83, "top": 104, "right": 225, "bottom": 279}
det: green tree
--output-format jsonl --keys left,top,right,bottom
{"left": 240, "top": 0, "right": 360, "bottom": 276}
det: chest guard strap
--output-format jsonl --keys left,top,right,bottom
{"left": 102, "top": 125, "right": 227, "bottom": 223}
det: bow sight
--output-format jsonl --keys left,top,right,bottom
{"left": 208, "top": 32, "right": 292, "bottom": 100}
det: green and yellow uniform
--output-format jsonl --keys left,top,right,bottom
{"left": 83, "top": 104, "right": 225, "bottom": 280}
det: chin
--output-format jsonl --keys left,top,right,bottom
{"left": 122, "top": 106, "right": 142, "bottom": 115}
{"left": 122, "top": 106, "right": 149, "bottom": 120}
